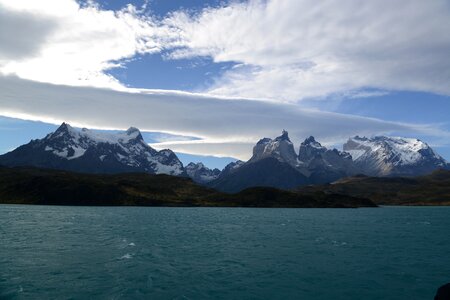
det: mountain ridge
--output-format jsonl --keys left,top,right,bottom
{"left": 1, "top": 124, "right": 448, "bottom": 192}
{"left": 0, "top": 123, "right": 185, "bottom": 176}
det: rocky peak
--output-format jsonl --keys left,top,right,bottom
{"left": 250, "top": 130, "right": 298, "bottom": 166}
{"left": 298, "top": 136, "right": 326, "bottom": 163}
{"left": 126, "top": 127, "right": 139, "bottom": 134}
{"left": 50, "top": 122, "right": 76, "bottom": 139}
{"left": 274, "top": 130, "right": 290, "bottom": 142}
{"left": 302, "top": 136, "right": 323, "bottom": 148}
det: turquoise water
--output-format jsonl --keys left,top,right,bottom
{"left": 0, "top": 205, "right": 449, "bottom": 299}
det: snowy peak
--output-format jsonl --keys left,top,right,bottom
{"left": 344, "top": 136, "right": 448, "bottom": 176}
{"left": 186, "top": 162, "right": 221, "bottom": 184}
{"left": 250, "top": 130, "right": 298, "bottom": 166}
{"left": 47, "top": 123, "right": 145, "bottom": 148}
{"left": 1, "top": 122, "right": 185, "bottom": 176}
{"left": 344, "top": 136, "right": 443, "bottom": 165}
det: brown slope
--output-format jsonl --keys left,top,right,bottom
{"left": 296, "top": 169, "right": 450, "bottom": 205}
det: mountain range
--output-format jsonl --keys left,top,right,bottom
{"left": 209, "top": 130, "right": 449, "bottom": 192}
{"left": 0, "top": 123, "right": 448, "bottom": 193}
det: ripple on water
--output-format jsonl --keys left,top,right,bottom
{"left": 0, "top": 205, "right": 449, "bottom": 300}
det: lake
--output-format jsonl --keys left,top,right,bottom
{"left": 0, "top": 205, "right": 449, "bottom": 299}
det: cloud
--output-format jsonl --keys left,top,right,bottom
{"left": 0, "top": 4, "right": 57, "bottom": 60}
{"left": 1, "top": 0, "right": 449, "bottom": 103}
{"left": 161, "top": 0, "right": 450, "bottom": 101}
{"left": 0, "top": 74, "right": 447, "bottom": 160}
{"left": 0, "top": 0, "right": 164, "bottom": 89}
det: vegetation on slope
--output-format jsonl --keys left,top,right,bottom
{"left": 0, "top": 166, "right": 375, "bottom": 208}
{"left": 297, "top": 169, "right": 450, "bottom": 206}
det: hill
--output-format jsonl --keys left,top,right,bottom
{"left": 297, "top": 169, "right": 450, "bottom": 206}
{"left": 0, "top": 166, "right": 375, "bottom": 208}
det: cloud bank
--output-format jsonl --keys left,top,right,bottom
{"left": 0, "top": 75, "right": 446, "bottom": 160}
{"left": 1, "top": 0, "right": 450, "bottom": 102}
{"left": 161, "top": 0, "right": 450, "bottom": 101}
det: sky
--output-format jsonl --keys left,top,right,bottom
{"left": 0, "top": 0, "right": 449, "bottom": 169}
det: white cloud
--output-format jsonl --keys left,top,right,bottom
{"left": 0, "top": 0, "right": 163, "bottom": 89}
{"left": 1, "top": 0, "right": 449, "bottom": 102}
{"left": 0, "top": 75, "right": 447, "bottom": 160}
{"left": 161, "top": 0, "right": 450, "bottom": 101}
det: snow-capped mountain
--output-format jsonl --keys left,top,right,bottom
{"left": 2, "top": 124, "right": 448, "bottom": 192}
{"left": 343, "top": 136, "right": 449, "bottom": 176}
{"left": 0, "top": 123, "right": 185, "bottom": 175}
{"left": 211, "top": 131, "right": 449, "bottom": 192}
{"left": 185, "top": 162, "right": 221, "bottom": 184}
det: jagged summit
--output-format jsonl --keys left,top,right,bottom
{"left": 301, "top": 136, "right": 323, "bottom": 148}
{"left": 211, "top": 131, "right": 449, "bottom": 192}
{"left": 274, "top": 130, "right": 291, "bottom": 142}
{"left": 250, "top": 130, "right": 298, "bottom": 166}
{"left": 0, "top": 123, "right": 184, "bottom": 176}
{"left": 303, "top": 135, "right": 316, "bottom": 143}
{"left": 52, "top": 122, "right": 75, "bottom": 136}
{"left": 298, "top": 136, "right": 327, "bottom": 162}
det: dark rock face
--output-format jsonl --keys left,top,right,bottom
{"left": 220, "top": 160, "right": 244, "bottom": 177}
{"left": 210, "top": 157, "right": 308, "bottom": 193}
{"left": 298, "top": 136, "right": 326, "bottom": 162}
{"left": 297, "top": 136, "right": 356, "bottom": 184}
{"left": 0, "top": 123, "right": 185, "bottom": 176}
{"left": 212, "top": 132, "right": 356, "bottom": 192}
{"left": 435, "top": 283, "right": 450, "bottom": 300}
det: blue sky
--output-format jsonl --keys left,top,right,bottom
{"left": 0, "top": 0, "right": 450, "bottom": 168}
{"left": 107, "top": 54, "right": 236, "bottom": 91}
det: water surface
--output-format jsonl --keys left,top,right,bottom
{"left": 1, "top": 205, "right": 449, "bottom": 299}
